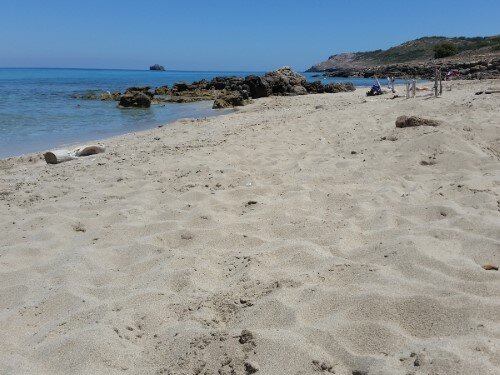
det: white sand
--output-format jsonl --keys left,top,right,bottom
{"left": 1, "top": 80, "right": 499, "bottom": 374}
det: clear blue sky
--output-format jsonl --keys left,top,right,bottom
{"left": 1, "top": 0, "right": 498, "bottom": 71}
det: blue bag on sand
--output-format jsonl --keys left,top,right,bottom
{"left": 366, "top": 85, "right": 382, "bottom": 96}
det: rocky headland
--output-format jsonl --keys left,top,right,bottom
{"left": 76, "top": 67, "right": 355, "bottom": 109}
{"left": 308, "top": 35, "right": 500, "bottom": 79}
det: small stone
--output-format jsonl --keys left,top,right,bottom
{"left": 244, "top": 361, "right": 259, "bottom": 374}
{"left": 181, "top": 233, "right": 193, "bottom": 240}
{"left": 396, "top": 116, "right": 440, "bottom": 128}
{"left": 73, "top": 223, "right": 86, "bottom": 232}
{"left": 482, "top": 264, "right": 498, "bottom": 271}
{"left": 239, "top": 329, "right": 254, "bottom": 344}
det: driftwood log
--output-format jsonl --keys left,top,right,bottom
{"left": 73, "top": 145, "right": 106, "bottom": 157}
{"left": 43, "top": 150, "right": 76, "bottom": 164}
{"left": 43, "top": 145, "right": 105, "bottom": 164}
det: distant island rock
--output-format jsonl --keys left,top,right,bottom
{"left": 149, "top": 64, "right": 165, "bottom": 71}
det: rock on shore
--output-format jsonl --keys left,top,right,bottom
{"left": 90, "top": 67, "right": 357, "bottom": 109}
{"left": 118, "top": 87, "right": 153, "bottom": 108}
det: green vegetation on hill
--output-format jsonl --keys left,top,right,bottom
{"left": 433, "top": 41, "right": 458, "bottom": 59}
{"left": 309, "top": 35, "right": 500, "bottom": 71}
{"left": 358, "top": 36, "right": 500, "bottom": 64}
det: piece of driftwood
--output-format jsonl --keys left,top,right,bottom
{"left": 44, "top": 150, "right": 76, "bottom": 164}
{"left": 476, "top": 89, "right": 500, "bottom": 95}
{"left": 44, "top": 144, "right": 105, "bottom": 164}
{"left": 73, "top": 145, "right": 106, "bottom": 157}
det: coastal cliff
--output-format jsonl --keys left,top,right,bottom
{"left": 307, "top": 35, "right": 500, "bottom": 79}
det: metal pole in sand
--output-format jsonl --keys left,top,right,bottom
{"left": 406, "top": 81, "right": 410, "bottom": 99}
{"left": 412, "top": 79, "right": 416, "bottom": 97}
{"left": 434, "top": 67, "right": 439, "bottom": 97}
{"left": 439, "top": 69, "right": 443, "bottom": 96}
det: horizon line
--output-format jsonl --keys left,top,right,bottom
{"left": 0, "top": 66, "right": 280, "bottom": 73}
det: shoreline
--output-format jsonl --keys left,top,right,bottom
{"left": 0, "top": 101, "right": 232, "bottom": 161}
{"left": 1, "top": 80, "right": 499, "bottom": 374}
{"left": 0, "top": 67, "right": 362, "bottom": 160}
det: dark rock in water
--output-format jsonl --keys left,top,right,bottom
{"left": 119, "top": 91, "right": 151, "bottom": 108}
{"left": 324, "top": 82, "right": 355, "bottom": 93}
{"left": 396, "top": 116, "right": 440, "bottom": 128}
{"left": 150, "top": 64, "right": 165, "bottom": 71}
{"left": 213, "top": 91, "right": 251, "bottom": 109}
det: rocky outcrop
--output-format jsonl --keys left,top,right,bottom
{"left": 80, "top": 67, "right": 356, "bottom": 110}
{"left": 292, "top": 85, "right": 307, "bottom": 95}
{"left": 213, "top": 91, "right": 251, "bottom": 109}
{"left": 150, "top": 64, "right": 165, "bottom": 71}
{"left": 324, "top": 83, "right": 356, "bottom": 93}
{"left": 307, "top": 34, "right": 500, "bottom": 80}
{"left": 154, "top": 85, "right": 170, "bottom": 95}
{"left": 119, "top": 90, "right": 152, "bottom": 108}
{"left": 261, "top": 66, "right": 307, "bottom": 95}
{"left": 307, "top": 35, "right": 500, "bottom": 73}
{"left": 312, "top": 57, "right": 500, "bottom": 80}
{"left": 124, "top": 86, "right": 154, "bottom": 98}
{"left": 244, "top": 75, "right": 269, "bottom": 98}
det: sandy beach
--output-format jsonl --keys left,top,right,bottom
{"left": 1, "top": 80, "right": 499, "bottom": 374}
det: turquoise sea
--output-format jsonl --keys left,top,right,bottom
{"left": 0, "top": 68, "right": 407, "bottom": 158}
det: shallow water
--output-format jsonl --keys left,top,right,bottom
{"left": 0, "top": 68, "right": 409, "bottom": 158}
